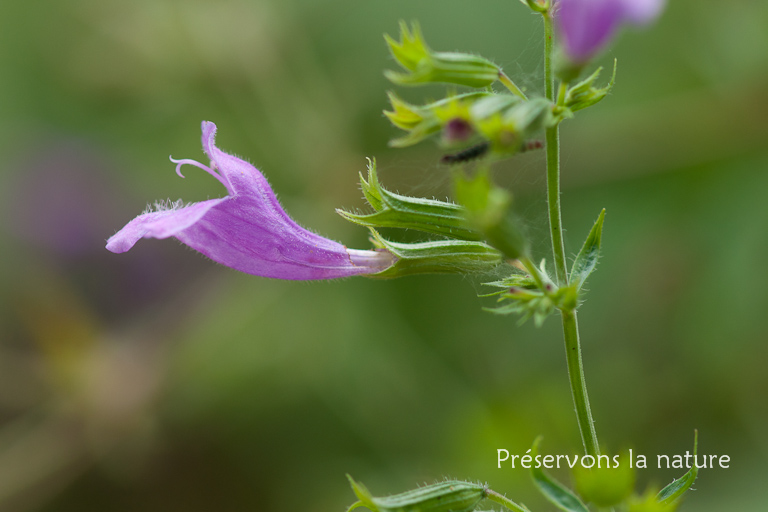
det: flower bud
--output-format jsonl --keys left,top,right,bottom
{"left": 347, "top": 476, "right": 488, "bottom": 512}
{"left": 385, "top": 21, "right": 501, "bottom": 88}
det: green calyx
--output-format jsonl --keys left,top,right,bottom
{"left": 563, "top": 60, "right": 617, "bottom": 114}
{"left": 337, "top": 158, "right": 481, "bottom": 240}
{"left": 384, "top": 91, "right": 491, "bottom": 148}
{"left": 367, "top": 229, "right": 502, "bottom": 279}
{"left": 383, "top": 89, "right": 553, "bottom": 160}
{"left": 384, "top": 21, "right": 501, "bottom": 88}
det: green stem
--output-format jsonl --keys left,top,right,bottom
{"left": 543, "top": 11, "right": 600, "bottom": 457}
{"left": 544, "top": 15, "right": 567, "bottom": 286}
{"left": 499, "top": 70, "right": 528, "bottom": 100}
{"left": 562, "top": 310, "right": 599, "bottom": 456}
{"left": 486, "top": 489, "right": 530, "bottom": 512}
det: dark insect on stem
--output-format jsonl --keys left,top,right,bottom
{"left": 441, "top": 142, "right": 490, "bottom": 165}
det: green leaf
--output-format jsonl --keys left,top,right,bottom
{"left": 530, "top": 437, "right": 590, "bottom": 512}
{"left": 656, "top": 431, "right": 699, "bottom": 506}
{"left": 569, "top": 208, "right": 605, "bottom": 291}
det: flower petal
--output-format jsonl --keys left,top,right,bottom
{"left": 106, "top": 198, "right": 227, "bottom": 253}
{"left": 173, "top": 193, "right": 394, "bottom": 280}
{"left": 556, "top": 0, "right": 625, "bottom": 62}
{"left": 620, "top": 0, "right": 666, "bottom": 25}
{"left": 107, "top": 122, "right": 395, "bottom": 280}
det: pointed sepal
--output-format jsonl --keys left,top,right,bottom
{"left": 367, "top": 229, "right": 502, "bottom": 279}
{"left": 385, "top": 21, "right": 501, "bottom": 88}
{"left": 564, "top": 60, "right": 617, "bottom": 113}
{"left": 384, "top": 91, "right": 490, "bottom": 148}
{"left": 337, "top": 159, "right": 481, "bottom": 240}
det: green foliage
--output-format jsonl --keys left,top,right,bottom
{"left": 569, "top": 208, "right": 606, "bottom": 291}
{"left": 346, "top": 476, "right": 487, "bottom": 512}
{"left": 337, "top": 159, "right": 481, "bottom": 240}
{"left": 385, "top": 21, "right": 500, "bottom": 88}
{"left": 530, "top": 438, "right": 590, "bottom": 512}
{"left": 656, "top": 431, "right": 699, "bottom": 506}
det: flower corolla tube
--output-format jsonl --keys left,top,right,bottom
{"left": 106, "top": 122, "right": 395, "bottom": 280}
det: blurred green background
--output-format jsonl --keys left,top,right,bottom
{"left": 1, "top": 0, "right": 766, "bottom": 510}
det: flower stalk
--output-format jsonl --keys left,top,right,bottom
{"left": 543, "top": 9, "right": 600, "bottom": 458}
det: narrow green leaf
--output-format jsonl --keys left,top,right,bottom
{"left": 656, "top": 431, "right": 699, "bottom": 505}
{"left": 530, "top": 437, "right": 590, "bottom": 512}
{"left": 570, "top": 208, "right": 605, "bottom": 290}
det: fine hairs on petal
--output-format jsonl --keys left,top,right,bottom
{"left": 142, "top": 199, "right": 186, "bottom": 215}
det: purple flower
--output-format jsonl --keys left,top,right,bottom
{"left": 555, "top": 0, "right": 665, "bottom": 63}
{"left": 107, "top": 122, "right": 394, "bottom": 280}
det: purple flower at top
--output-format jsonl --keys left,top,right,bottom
{"left": 107, "top": 122, "right": 394, "bottom": 280}
{"left": 554, "top": 0, "right": 665, "bottom": 63}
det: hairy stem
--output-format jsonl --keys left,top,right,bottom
{"left": 486, "top": 489, "right": 530, "bottom": 512}
{"left": 543, "top": 11, "right": 600, "bottom": 457}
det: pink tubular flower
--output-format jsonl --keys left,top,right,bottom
{"left": 554, "top": 0, "right": 665, "bottom": 63}
{"left": 106, "top": 122, "right": 395, "bottom": 280}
